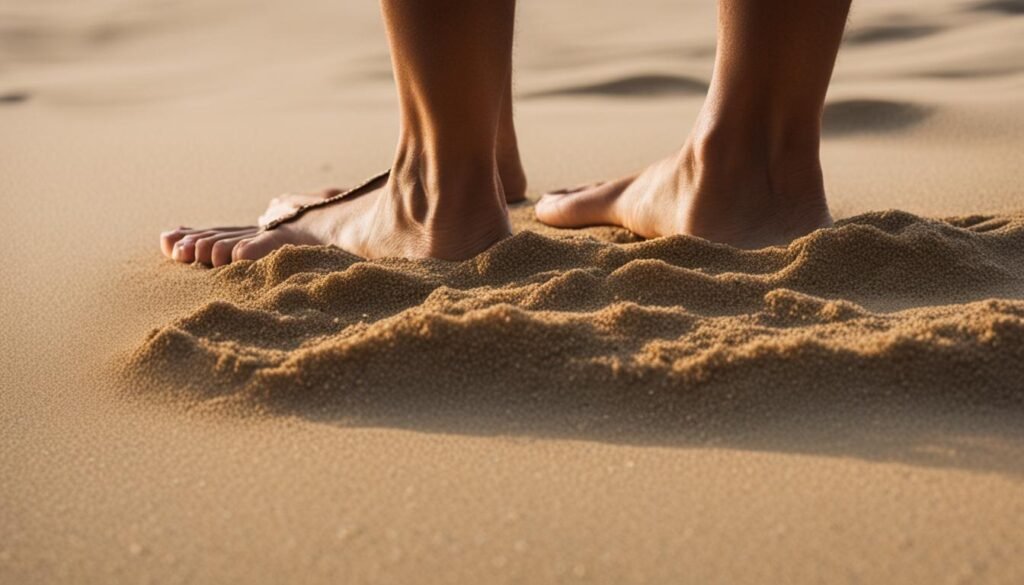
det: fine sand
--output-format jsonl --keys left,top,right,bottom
{"left": 3, "top": 0, "right": 1024, "bottom": 583}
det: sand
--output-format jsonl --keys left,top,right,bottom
{"left": 128, "top": 211, "right": 1024, "bottom": 422}
{"left": 3, "top": 0, "right": 1024, "bottom": 583}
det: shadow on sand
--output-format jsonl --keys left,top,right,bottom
{"left": 522, "top": 73, "right": 709, "bottom": 99}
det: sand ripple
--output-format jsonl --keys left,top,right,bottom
{"left": 126, "top": 211, "right": 1024, "bottom": 421}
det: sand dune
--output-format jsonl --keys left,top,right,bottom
{"left": 821, "top": 99, "right": 933, "bottom": 135}
{"left": 523, "top": 73, "right": 709, "bottom": 98}
{"left": 843, "top": 23, "right": 945, "bottom": 46}
{"left": 972, "top": 0, "right": 1024, "bottom": 15}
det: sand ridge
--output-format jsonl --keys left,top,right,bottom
{"left": 125, "top": 210, "right": 1024, "bottom": 432}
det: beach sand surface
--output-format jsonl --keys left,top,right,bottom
{"left": 3, "top": 0, "right": 1024, "bottom": 583}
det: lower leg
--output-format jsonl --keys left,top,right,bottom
{"left": 537, "top": 0, "right": 851, "bottom": 248}
{"left": 498, "top": 73, "right": 528, "bottom": 203}
{"left": 386, "top": 0, "right": 515, "bottom": 142}
{"left": 377, "top": 0, "right": 516, "bottom": 257}
{"left": 687, "top": 0, "right": 851, "bottom": 234}
{"left": 161, "top": 0, "right": 517, "bottom": 264}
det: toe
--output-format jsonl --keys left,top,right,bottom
{"left": 193, "top": 232, "right": 224, "bottom": 266}
{"left": 535, "top": 180, "right": 624, "bottom": 229}
{"left": 211, "top": 233, "right": 257, "bottom": 267}
{"left": 160, "top": 227, "right": 200, "bottom": 257}
{"left": 194, "top": 228, "right": 258, "bottom": 266}
{"left": 171, "top": 230, "right": 217, "bottom": 263}
{"left": 232, "top": 230, "right": 286, "bottom": 263}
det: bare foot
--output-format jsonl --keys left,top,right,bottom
{"left": 261, "top": 149, "right": 526, "bottom": 224}
{"left": 161, "top": 160, "right": 511, "bottom": 265}
{"left": 535, "top": 137, "right": 832, "bottom": 249}
{"left": 239, "top": 135, "right": 527, "bottom": 235}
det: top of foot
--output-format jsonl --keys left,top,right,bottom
{"left": 161, "top": 168, "right": 512, "bottom": 266}
{"left": 535, "top": 145, "right": 833, "bottom": 249}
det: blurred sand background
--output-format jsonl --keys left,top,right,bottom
{"left": 3, "top": 0, "right": 1024, "bottom": 583}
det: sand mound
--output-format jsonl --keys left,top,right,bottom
{"left": 124, "top": 211, "right": 1024, "bottom": 432}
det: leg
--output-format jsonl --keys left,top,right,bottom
{"left": 498, "top": 72, "right": 528, "bottom": 203}
{"left": 161, "top": 0, "right": 518, "bottom": 265}
{"left": 536, "top": 0, "right": 851, "bottom": 248}
{"left": 256, "top": 67, "right": 526, "bottom": 218}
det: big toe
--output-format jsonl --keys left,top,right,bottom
{"left": 535, "top": 180, "right": 621, "bottom": 229}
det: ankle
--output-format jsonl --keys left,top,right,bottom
{"left": 676, "top": 118, "right": 831, "bottom": 246}
{"left": 391, "top": 142, "right": 509, "bottom": 232}
{"left": 498, "top": 147, "right": 528, "bottom": 203}
{"left": 685, "top": 118, "right": 825, "bottom": 203}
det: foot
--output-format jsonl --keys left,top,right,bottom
{"left": 243, "top": 140, "right": 526, "bottom": 228}
{"left": 261, "top": 121, "right": 527, "bottom": 217}
{"left": 161, "top": 159, "right": 512, "bottom": 265}
{"left": 535, "top": 137, "right": 832, "bottom": 249}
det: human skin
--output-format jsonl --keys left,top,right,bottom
{"left": 161, "top": 0, "right": 852, "bottom": 265}
{"left": 162, "top": 0, "right": 522, "bottom": 265}
{"left": 535, "top": 0, "right": 852, "bottom": 248}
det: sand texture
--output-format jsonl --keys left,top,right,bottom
{"left": 127, "top": 211, "right": 1024, "bottom": 428}
{"left": 4, "top": 0, "right": 1024, "bottom": 583}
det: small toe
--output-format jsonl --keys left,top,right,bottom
{"left": 171, "top": 230, "right": 217, "bottom": 263}
{"left": 211, "top": 233, "right": 257, "bottom": 267}
{"left": 194, "top": 228, "right": 259, "bottom": 266}
{"left": 161, "top": 227, "right": 201, "bottom": 257}
{"left": 194, "top": 233, "right": 225, "bottom": 266}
